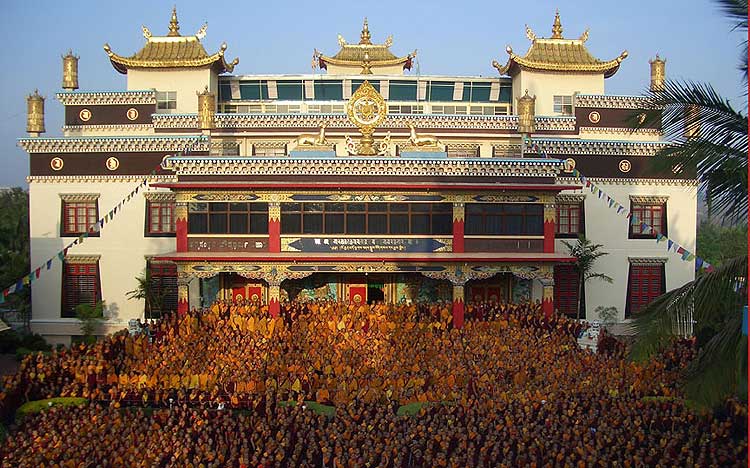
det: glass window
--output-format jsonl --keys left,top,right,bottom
{"left": 156, "top": 91, "right": 177, "bottom": 111}
{"left": 629, "top": 202, "right": 666, "bottom": 239}
{"left": 553, "top": 95, "right": 573, "bottom": 116}
{"left": 62, "top": 262, "right": 101, "bottom": 318}
{"left": 146, "top": 201, "right": 175, "bottom": 236}
{"left": 62, "top": 200, "right": 99, "bottom": 236}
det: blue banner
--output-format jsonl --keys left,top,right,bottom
{"left": 286, "top": 237, "right": 449, "bottom": 253}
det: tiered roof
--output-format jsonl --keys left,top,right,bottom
{"left": 315, "top": 18, "right": 416, "bottom": 74}
{"left": 103, "top": 7, "right": 239, "bottom": 74}
{"left": 493, "top": 11, "right": 627, "bottom": 78}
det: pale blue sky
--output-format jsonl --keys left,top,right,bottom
{"left": 0, "top": 0, "right": 745, "bottom": 186}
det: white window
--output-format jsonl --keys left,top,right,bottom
{"left": 553, "top": 95, "right": 573, "bottom": 116}
{"left": 156, "top": 91, "right": 177, "bottom": 111}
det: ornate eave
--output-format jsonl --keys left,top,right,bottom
{"left": 18, "top": 135, "right": 209, "bottom": 154}
{"left": 315, "top": 18, "right": 416, "bottom": 74}
{"left": 575, "top": 94, "right": 651, "bottom": 109}
{"left": 103, "top": 8, "right": 238, "bottom": 74}
{"left": 56, "top": 90, "right": 157, "bottom": 106}
{"left": 161, "top": 155, "right": 564, "bottom": 178}
{"left": 492, "top": 11, "right": 627, "bottom": 78}
{"left": 529, "top": 138, "right": 668, "bottom": 157}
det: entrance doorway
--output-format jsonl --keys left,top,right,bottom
{"left": 367, "top": 283, "right": 385, "bottom": 304}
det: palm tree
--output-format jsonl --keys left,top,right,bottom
{"left": 630, "top": 0, "right": 748, "bottom": 408}
{"left": 562, "top": 236, "right": 613, "bottom": 319}
{"left": 126, "top": 270, "right": 166, "bottom": 319}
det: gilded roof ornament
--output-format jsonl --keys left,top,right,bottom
{"left": 525, "top": 25, "right": 536, "bottom": 41}
{"left": 579, "top": 28, "right": 589, "bottom": 43}
{"left": 492, "top": 11, "right": 627, "bottom": 79}
{"left": 359, "top": 18, "right": 372, "bottom": 45}
{"left": 168, "top": 6, "right": 181, "bottom": 37}
{"left": 316, "top": 19, "right": 416, "bottom": 74}
{"left": 551, "top": 10, "right": 563, "bottom": 39}
{"left": 196, "top": 23, "right": 208, "bottom": 40}
{"left": 104, "top": 9, "right": 239, "bottom": 74}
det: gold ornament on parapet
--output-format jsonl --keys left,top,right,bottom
{"left": 293, "top": 123, "right": 333, "bottom": 151}
{"left": 402, "top": 124, "right": 442, "bottom": 152}
{"left": 346, "top": 81, "right": 387, "bottom": 155}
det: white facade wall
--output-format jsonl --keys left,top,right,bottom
{"left": 555, "top": 182, "right": 698, "bottom": 321}
{"left": 29, "top": 180, "right": 176, "bottom": 342}
{"left": 512, "top": 70, "right": 604, "bottom": 116}
{"left": 127, "top": 68, "right": 218, "bottom": 114}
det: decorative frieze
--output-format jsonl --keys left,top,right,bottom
{"left": 628, "top": 257, "right": 668, "bottom": 264}
{"left": 556, "top": 193, "right": 586, "bottom": 203}
{"left": 579, "top": 126, "right": 661, "bottom": 137}
{"left": 629, "top": 195, "right": 669, "bottom": 204}
{"left": 153, "top": 112, "right": 520, "bottom": 131}
{"left": 59, "top": 193, "right": 99, "bottom": 202}
{"left": 530, "top": 139, "right": 667, "bottom": 157}
{"left": 533, "top": 116, "right": 576, "bottom": 132}
{"left": 28, "top": 175, "right": 177, "bottom": 184}
{"left": 56, "top": 90, "right": 157, "bottom": 106}
{"left": 62, "top": 123, "right": 154, "bottom": 134}
{"left": 18, "top": 136, "right": 209, "bottom": 154}
{"left": 143, "top": 192, "right": 176, "bottom": 202}
{"left": 574, "top": 94, "right": 652, "bottom": 109}
{"left": 64, "top": 254, "right": 101, "bottom": 264}
{"left": 162, "top": 156, "right": 563, "bottom": 178}
{"left": 557, "top": 176, "right": 697, "bottom": 186}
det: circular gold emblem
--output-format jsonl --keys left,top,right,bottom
{"left": 79, "top": 108, "right": 92, "bottom": 122}
{"left": 251, "top": 293, "right": 259, "bottom": 301}
{"left": 105, "top": 156, "right": 120, "bottom": 171}
{"left": 351, "top": 97, "right": 383, "bottom": 126}
{"left": 353, "top": 293, "right": 363, "bottom": 304}
{"left": 50, "top": 157, "right": 64, "bottom": 171}
{"left": 618, "top": 159, "right": 632, "bottom": 173}
{"left": 588, "top": 111, "right": 601, "bottom": 124}
{"left": 126, "top": 108, "right": 139, "bottom": 121}
{"left": 563, "top": 158, "right": 576, "bottom": 173}
{"left": 235, "top": 294, "right": 243, "bottom": 301}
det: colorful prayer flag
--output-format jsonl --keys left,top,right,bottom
{"left": 46, "top": 259, "right": 52, "bottom": 270}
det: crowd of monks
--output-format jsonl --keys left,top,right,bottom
{"left": 0, "top": 300, "right": 746, "bottom": 466}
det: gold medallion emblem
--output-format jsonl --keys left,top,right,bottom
{"left": 618, "top": 159, "right": 631, "bottom": 173}
{"left": 588, "top": 111, "right": 601, "bottom": 124}
{"left": 50, "top": 157, "right": 64, "bottom": 171}
{"left": 563, "top": 158, "right": 576, "bottom": 173}
{"left": 346, "top": 81, "right": 387, "bottom": 155}
{"left": 126, "top": 108, "right": 139, "bottom": 121}
{"left": 79, "top": 108, "right": 92, "bottom": 122}
{"left": 105, "top": 156, "right": 120, "bottom": 171}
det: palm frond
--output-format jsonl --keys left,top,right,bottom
{"left": 630, "top": 256, "right": 747, "bottom": 406}
{"left": 715, "top": 0, "right": 748, "bottom": 31}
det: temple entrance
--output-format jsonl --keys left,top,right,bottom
{"left": 466, "top": 274, "right": 513, "bottom": 303}
{"left": 367, "top": 283, "right": 385, "bottom": 304}
{"left": 226, "top": 274, "right": 264, "bottom": 302}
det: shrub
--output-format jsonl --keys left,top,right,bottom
{"left": 16, "top": 398, "right": 88, "bottom": 418}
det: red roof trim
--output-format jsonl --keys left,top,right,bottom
{"left": 150, "top": 183, "right": 581, "bottom": 191}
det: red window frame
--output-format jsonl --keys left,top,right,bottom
{"left": 629, "top": 203, "right": 666, "bottom": 239}
{"left": 146, "top": 200, "right": 176, "bottom": 236}
{"left": 147, "top": 261, "right": 178, "bottom": 316}
{"left": 626, "top": 263, "right": 665, "bottom": 317}
{"left": 61, "top": 262, "right": 101, "bottom": 318}
{"left": 556, "top": 202, "right": 584, "bottom": 238}
{"left": 62, "top": 200, "right": 99, "bottom": 237}
{"left": 554, "top": 264, "right": 580, "bottom": 317}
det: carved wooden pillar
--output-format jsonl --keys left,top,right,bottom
{"left": 177, "top": 277, "right": 190, "bottom": 315}
{"left": 267, "top": 279, "right": 281, "bottom": 318}
{"left": 452, "top": 282, "right": 465, "bottom": 329}
{"left": 452, "top": 202, "right": 465, "bottom": 253}
{"left": 541, "top": 279, "right": 554, "bottom": 319}
{"left": 543, "top": 203, "right": 556, "bottom": 253}
{"left": 175, "top": 202, "right": 188, "bottom": 252}
{"left": 268, "top": 202, "right": 281, "bottom": 253}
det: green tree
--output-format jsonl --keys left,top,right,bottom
{"left": 126, "top": 270, "right": 166, "bottom": 319}
{"left": 630, "top": 0, "right": 747, "bottom": 408}
{"left": 696, "top": 222, "right": 747, "bottom": 268}
{"left": 0, "top": 188, "right": 30, "bottom": 330}
{"left": 75, "top": 301, "right": 104, "bottom": 344}
{"left": 562, "top": 236, "right": 613, "bottom": 319}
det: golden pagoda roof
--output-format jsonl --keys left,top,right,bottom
{"left": 492, "top": 11, "right": 627, "bottom": 78}
{"left": 104, "top": 7, "right": 239, "bottom": 74}
{"left": 315, "top": 18, "right": 417, "bottom": 74}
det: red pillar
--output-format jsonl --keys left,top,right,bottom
{"left": 176, "top": 202, "right": 188, "bottom": 252}
{"left": 268, "top": 203, "right": 281, "bottom": 253}
{"left": 543, "top": 203, "right": 555, "bottom": 253}
{"left": 452, "top": 284, "right": 465, "bottom": 329}
{"left": 542, "top": 282, "right": 554, "bottom": 319}
{"left": 452, "top": 203, "right": 465, "bottom": 253}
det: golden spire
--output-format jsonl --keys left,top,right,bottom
{"left": 167, "top": 6, "right": 180, "bottom": 37}
{"left": 359, "top": 17, "right": 372, "bottom": 45}
{"left": 551, "top": 10, "right": 563, "bottom": 39}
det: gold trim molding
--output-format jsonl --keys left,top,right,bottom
{"left": 64, "top": 254, "right": 101, "bottom": 264}
{"left": 59, "top": 193, "right": 100, "bottom": 202}
{"left": 629, "top": 195, "right": 669, "bottom": 204}
{"left": 628, "top": 257, "right": 668, "bottom": 264}
{"left": 56, "top": 90, "right": 156, "bottom": 106}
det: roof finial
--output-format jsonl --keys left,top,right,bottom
{"left": 168, "top": 6, "right": 180, "bottom": 37}
{"left": 551, "top": 9, "right": 563, "bottom": 39}
{"left": 359, "top": 17, "right": 372, "bottom": 45}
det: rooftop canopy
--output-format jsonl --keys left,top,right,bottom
{"left": 314, "top": 18, "right": 417, "bottom": 75}
{"left": 492, "top": 10, "right": 628, "bottom": 79}
{"left": 103, "top": 7, "right": 239, "bottom": 74}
